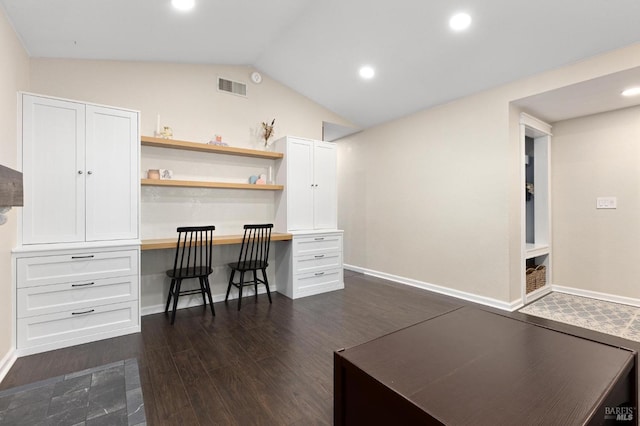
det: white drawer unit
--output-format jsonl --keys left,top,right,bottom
{"left": 276, "top": 231, "right": 344, "bottom": 299}
{"left": 17, "top": 249, "right": 138, "bottom": 288}
{"left": 13, "top": 246, "right": 141, "bottom": 355}
{"left": 292, "top": 233, "right": 342, "bottom": 256}
{"left": 294, "top": 252, "right": 343, "bottom": 275}
{"left": 17, "top": 301, "right": 139, "bottom": 350}
{"left": 17, "top": 276, "right": 138, "bottom": 318}
{"left": 293, "top": 268, "right": 343, "bottom": 299}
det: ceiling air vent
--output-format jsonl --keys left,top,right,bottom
{"left": 218, "top": 77, "right": 247, "bottom": 97}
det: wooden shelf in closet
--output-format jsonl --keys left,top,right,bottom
{"left": 141, "top": 179, "right": 283, "bottom": 191}
{"left": 141, "top": 135, "right": 284, "bottom": 160}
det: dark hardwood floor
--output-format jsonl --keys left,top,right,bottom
{"left": 1, "top": 271, "right": 467, "bottom": 425}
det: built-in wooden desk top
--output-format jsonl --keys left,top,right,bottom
{"left": 141, "top": 232, "right": 293, "bottom": 251}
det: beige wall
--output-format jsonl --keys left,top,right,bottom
{"left": 338, "top": 92, "right": 512, "bottom": 301}
{"left": 339, "top": 42, "right": 640, "bottom": 305}
{"left": 0, "top": 7, "right": 29, "bottom": 362}
{"left": 29, "top": 59, "right": 350, "bottom": 146}
{"left": 552, "top": 106, "right": 640, "bottom": 299}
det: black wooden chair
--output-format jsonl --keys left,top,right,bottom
{"left": 165, "top": 225, "right": 216, "bottom": 324}
{"left": 225, "top": 224, "right": 273, "bottom": 310}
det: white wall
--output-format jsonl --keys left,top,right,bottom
{"left": 339, "top": 42, "right": 640, "bottom": 306}
{"left": 0, "top": 6, "right": 29, "bottom": 367}
{"left": 28, "top": 58, "right": 352, "bottom": 313}
{"left": 552, "top": 106, "right": 640, "bottom": 299}
{"left": 29, "top": 59, "right": 348, "bottom": 146}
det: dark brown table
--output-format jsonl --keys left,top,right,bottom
{"left": 334, "top": 307, "right": 636, "bottom": 425}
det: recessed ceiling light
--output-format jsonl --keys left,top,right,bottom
{"left": 172, "top": 0, "right": 195, "bottom": 11}
{"left": 449, "top": 13, "right": 471, "bottom": 31}
{"left": 621, "top": 87, "right": 640, "bottom": 97}
{"left": 359, "top": 66, "right": 375, "bottom": 80}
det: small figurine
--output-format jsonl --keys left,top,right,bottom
{"left": 208, "top": 134, "right": 228, "bottom": 146}
{"left": 160, "top": 126, "right": 173, "bottom": 139}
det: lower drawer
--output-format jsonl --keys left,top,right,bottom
{"left": 17, "top": 276, "right": 138, "bottom": 318}
{"left": 293, "top": 268, "right": 344, "bottom": 298}
{"left": 17, "top": 301, "right": 139, "bottom": 349}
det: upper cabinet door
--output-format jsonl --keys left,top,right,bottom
{"left": 85, "top": 105, "right": 139, "bottom": 241}
{"left": 22, "top": 95, "right": 86, "bottom": 244}
{"left": 287, "top": 138, "right": 315, "bottom": 230}
{"left": 312, "top": 141, "right": 337, "bottom": 229}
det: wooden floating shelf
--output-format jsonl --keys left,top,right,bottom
{"left": 141, "top": 179, "right": 283, "bottom": 191}
{"left": 141, "top": 232, "right": 293, "bottom": 251}
{"left": 141, "top": 135, "right": 283, "bottom": 160}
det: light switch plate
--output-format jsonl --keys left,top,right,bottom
{"left": 596, "top": 197, "right": 617, "bottom": 209}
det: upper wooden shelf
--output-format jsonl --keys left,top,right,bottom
{"left": 141, "top": 179, "right": 283, "bottom": 191}
{"left": 141, "top": 136, "right": 283, "bottom": 160}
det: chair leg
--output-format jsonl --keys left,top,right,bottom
{"left": 198, "top": 277, "right": 207, "bottom": 307}
{"left": 262, "top": 268, "right": 272, "bottom": 304}
{"left": 171, "top": 279, "right": 183, "bottom": 325}
{"left": 204, "top": 276, "right": 215, "bottom": 316}
{"left": 253, "top": 270, "right": 258, "bottom": 299}
{"left": 225, "top": 269, "right": 235, "bottom": 302}
{"left": 237, "top": 271, "right": 245, "bottom": 311}
{"left": 165, "top": 279, "right": 176, "bottom": 314}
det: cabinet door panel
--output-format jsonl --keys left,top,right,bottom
{"left": 287, "top": 139, "right": 314, "bottom": 230}
{"left": 313, "top": 141, "right": 337, "bottom": 229}
{"left": 85, "top": 106, "right": 138, "bottom": 241}
{"left": 22, "top": 95, "right": 86, "bottom": 244}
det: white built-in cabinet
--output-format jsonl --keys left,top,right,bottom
{"left": 520, "top": 113, "right": 552, "bottom": 304}
{"left": 273, "top": 136, "right": 344, "bottom": 299}
{"left": 14, "top": 93, "right": 140, "bottom": 355}
{"left": 274, "top": 136, "right": 337, "bottom": 231}
{"left": 21, "top": 94, "right": 138, "bottom": 244}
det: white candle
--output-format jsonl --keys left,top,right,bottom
{"left": 269, "top": 166, "right": 273, "bottom": 184}
{"left": 156, "top": 114, "right": 160, "bottom": 135}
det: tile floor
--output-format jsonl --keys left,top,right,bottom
{"left": 0, "top": 358, "right": 145, "bottom": 426}
{"left": 519, "top": 292, "right": 640, "bottom": 343}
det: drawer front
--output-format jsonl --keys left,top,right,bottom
{"left": 293, "top": 234, "right": 342, "bottom": 256}
{"left": 17, "top": 301, "right": 139, "bottom": 349}
{"left": 293, "top": 251, "right": 343, "bottom": 275}
{"left": 294, "top": 268, "right": 344, "bottom": 298}
{"left": 18, "top": 276, "right": 139, "bottom": 318}
{"left": 17, "top": 249, "right": 139, "bottom": 288}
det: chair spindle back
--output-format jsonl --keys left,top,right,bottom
{"left": 237, "top": 224, "right": 273, "bottom": 269}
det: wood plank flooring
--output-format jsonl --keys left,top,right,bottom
{"left": 0, "top": 271, "right": 465, "bottom": 425}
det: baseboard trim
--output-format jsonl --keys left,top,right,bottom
{"left": 344, "top": 264, "right": 519, "bottom": 311}
{"left": 0, "top": 348, "right": 17, "bottom": 384}
{"left": 552, "top": 285, "right": 640, "bottom": 308}
{"left": 141, "top": 286, "right": 270, "bottom": 316}
{"left": 522, "top": 285, "right": 552, "bottom": 306}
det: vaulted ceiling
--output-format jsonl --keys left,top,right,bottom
{"left": 2, "top": 0, "right": 640, "bottom": 128}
